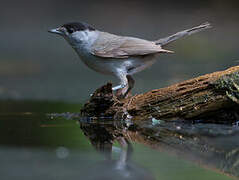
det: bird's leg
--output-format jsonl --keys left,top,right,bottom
{"left": 114, "top": 75, "right": 135, "bottom": 99}
{"left": 112, "top": 73, "right": 129, "bottom": 99}
{"left": 112, "top": 71, "right": 127, "bottom": 91}
{"left": 124, "top": 75, "right": 135, "bottom": 97}
{"left": 117, "top": 75, "right": 135, "bottom": 99}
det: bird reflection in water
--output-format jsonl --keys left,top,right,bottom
{"left": 79, "top": 119, "right": 156, "bottom": 180}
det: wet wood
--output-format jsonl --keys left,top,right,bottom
{"left": 81, "top": 65, "right": 239, "bottom": 122}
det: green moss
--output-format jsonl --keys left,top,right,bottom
{"left": 213, "top": 72, "right": 239, "bottom": 104}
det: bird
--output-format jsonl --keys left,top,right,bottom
{"left": 48, "top": 22, "right": 211, "bottom": 98}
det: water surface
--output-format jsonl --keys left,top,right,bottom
{"left": 0, "top": 100, "right": 238, "bottom": 180}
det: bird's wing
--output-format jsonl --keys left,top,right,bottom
{"left": 91, "top": 32, "right": 173, "bottom": 59}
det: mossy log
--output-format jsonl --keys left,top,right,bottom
{"left": 81, "top": 65, "right": 239, "bottom": 122}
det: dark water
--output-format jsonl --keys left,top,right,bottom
{"left": 0, "top": 101, "right": 238, "bottom": 180}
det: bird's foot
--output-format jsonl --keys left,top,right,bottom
{"left": 112, "top": 84, "right": 126, "bottom": 91}
{"left": 115, "top": 87, "right": 133, "bottom": 99}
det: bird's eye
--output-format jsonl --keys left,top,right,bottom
{"left": 67, "top": 27, "right": 74, "bottom": 34}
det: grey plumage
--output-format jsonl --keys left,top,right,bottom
{"left": 155, "top": 22, "right": 211, "bottom": 46}
{"left": 91, "top": 31, "right": 172, "bottom": 59}
{"left": 48, "top": 22, "right": 211, "bottom": 98}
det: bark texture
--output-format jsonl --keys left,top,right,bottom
{"left": 81, "top": 66, "right": 239, "bottom": 122}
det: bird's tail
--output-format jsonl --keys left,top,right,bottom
{"left": 155, "top": 22, "right": 212, "bottom": 46}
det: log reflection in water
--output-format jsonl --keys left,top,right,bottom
{"left": 79, "top": 118, "right": 239, "bottom": 178}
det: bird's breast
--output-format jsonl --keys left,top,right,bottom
{"left": 74, "top": 46, "right": 157, "bottom": 76}
{"left": 74, "top": 47, "right": 114, "bottom": 74}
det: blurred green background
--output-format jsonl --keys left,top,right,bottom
{"left": 1, "top": 0, "right": 239, "bottom": 102}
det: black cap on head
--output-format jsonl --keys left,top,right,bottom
{"left": 62, "top": 22, "right": 95, "bottom": 34}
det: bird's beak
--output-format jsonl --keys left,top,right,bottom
{"left": 48, "top": 28, "right": 62, "bottom": 35}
